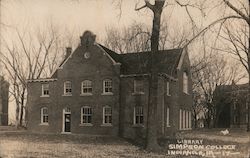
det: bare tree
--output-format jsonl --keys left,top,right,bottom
{"left": 192, "top": 52, "right": 245, "bottom": 128}
{"left": 104, "top": 23, "right": 151, "bottom": 53}
{"left": 0, "top": 23, "right": 66, "bottom": 127}
{"left": 174, "top": 0, "right": 250, "bottom": 130}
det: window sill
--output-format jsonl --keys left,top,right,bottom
{"left": 39, "top": 123, "right": 49, "bottom": 126}
{"left": 101, "top": 92, "right": 113, "bottom": 96}
{"left": 132, "top": 124, "right": 144, "bottom": 128}
{"left": 62, "top": 94, "right": 72, "bottom": 96}
{"left": 61, "top": 132, "right": 71, "bottom": 134}
{"left": 132, "top": 92, "right": 145, "bottom": 95}
{"left": 80, "top": 93, "right": 93, "bottom": 96}
{"left": 101, "top": 123, "right": 112, "bottom": 127}
{"left": 40, "top": 95, "right": 49, "bottom": 98}
{"left": 79, "top": 123, "right": 93, "bottom": 127}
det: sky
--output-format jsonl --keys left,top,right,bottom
{"left": 1, "top": 0, "right": 157, "bottom": 123}
{"left": 0, "top": 0, "right": 248, "bottom": 123}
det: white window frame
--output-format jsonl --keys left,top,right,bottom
{"left": 81, "top": 106, "right": 92, "bottom": 125}
{"left": 81, "top": 80, "right": 93, "bottom": 95}
{"left": 166, "top": 81, "right": 170, "bottom": 96}
{"left": 102, "top": 106, "right": 112, "bottom": 125}
{"left": 40, "top": 107, "right": 48, "bottom": 125}
{"left": 41, "top": 83, "right": 49, "bottom": 97}
{"left": 188, "top": 111, "right": 192, "bottom": 129}
{"left": 134, "top": 106, "right": 144, "bottom": 125}
{"left": 166, "top": 107, "right": 170, "bottom": 127}
{"left": 103, "top": 79, "right": 113, "bottom": 95}
{"left": 182, "top": 110, "right": 186, "bottom": 129}
{"left": 64, "top": 81, "right": 72, "bottom": 96}
{"left": 183, "top": 72, "right": 188, "bottom": 94}
{"left": 179, "top": 109, "right": 182, "bottom": 130}
{"left": 133, "top": 79, "right": 144, "bottom": 94}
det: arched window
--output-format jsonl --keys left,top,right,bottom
{"left": 81, "top": 106, "right": 92, "bottom": 124}
{"left": 41, "top": 107, "right": 48, "bottom": 124}
{"left": 103, "top": 106, "right": 112, "bottom": 124}
{"left": 64, "top": 81, "right": 72, "bottom": 95}
{"left": 81, "top": 80, "right": 92, "bottom": 95}
{"left": 103, "top": 79, "right": 112, "bottom": 94}
{"left": 183, "top": 72, "right": 188, "bottom": 94}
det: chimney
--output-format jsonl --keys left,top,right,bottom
{"left": 80, "top": 31, "right": 96, "bottom": 47}
{"left": 65, "top": 47, "right": 72, "bottom": 58}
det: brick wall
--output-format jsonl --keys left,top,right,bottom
{"left": 27, "top": 44, "right": 120, "bottom": 135}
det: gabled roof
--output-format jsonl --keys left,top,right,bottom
{"left": 100, "top": 45, "right": 183, "bottom": 77}
{"left": 51, "top": 44, "right": 183, "bottom": 78}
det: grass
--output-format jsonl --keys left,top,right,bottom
{"left": 0, "top": 129, "right": 249, "bottom": 158}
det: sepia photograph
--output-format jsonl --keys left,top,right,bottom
{"left": 0, "top": 0, "right": 249, "bottom": 157}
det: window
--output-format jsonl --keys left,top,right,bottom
{"left": 179, "top": 109, "right": 191, "bottom": 130}
{"left": 41, "top": 107, "right": 48, "bottom": 124}
{"left": 103, "top": 79, "right": 112, "bottom": 94}
{"left": 103, "top": 106, "right": 112, "bottom": 124}
{"left": 81, "top": 80, "right": 92, "bottom": 95}
{"left": 233, "top": 102, "right": 237, "bottom": 110}
{"left": 134, "top": 106, "right": 143, "bottom": 125}
{"left": 81, "top": 106, "right": 92, "bottom": 124}
{"left": 64, "top": 81, "right": 72, "bottom": 95}
{"left": 42, "top": 83, "right": 49, "bottom": 96}
{"left": 166, "top": 107, "right": 170, "bottom": 127}
{"left": 246, "top": 114, "right": 249, "bottom": 123}
{"left": 234, "top": 115, "right": 237, "bottom": 124}
{"left": 166, "top": 81, "right": 170, "bottom": 96}
{"left": 188, "top": 111, "right": 192, "bottom": 129}
{"left": 134, "top": 80, "right": 144, "bottom": 94}
{"left": 183, "top": 72, "right": 188, "bottom": 94}
{"left": 179, "top": 109, "right": 182, "bottom": 130}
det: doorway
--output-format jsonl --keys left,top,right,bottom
{"left": 63, "top": 108, "right": 71, "bottom": 133}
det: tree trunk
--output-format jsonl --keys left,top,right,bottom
{"left": 247, "top": 25, "right": 250, "bottom": 131}
{"left": 146, "top": 1, "right": 165, "bottom": 151}
{"left": 19, "top": 87, "right": 26, "bottom": 127}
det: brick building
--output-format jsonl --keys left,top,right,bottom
{"left": 27, "top": 31, "right": 193, "bottom": 139}
{"left": 0, "top": 76, "right": 9, "bottom": 126}
{"left": 214, "top": 83, "right": 249, "bottom": 129}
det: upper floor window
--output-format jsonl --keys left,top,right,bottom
{"left": 64, "top": 81, "right": 72, "bottom": 95}
{"left": 81, "top": 80, "right": 92, "bottom": 95}
{"left": 81, "top": 106, "right": 92, "bottom": 124}
{"left": 41, "top": 107, "right": 48, "bottom": 124}
{"left": 103, "top": 79, "right": 113, "bottom": 94}
{"left": 134, "top": 106, "right": 143, "bottom": 125}
{"left": 233, "top": 102, "right": 237, "bottom": 110}
{"left": 103, "top": 106, "right": 112, "bottom": 125}
{"left": 42, "top": 83, "right": 49, "bottom": 96}
{"left": 134, "top": 79, "right": 144, "bottom": 94}
{"left": 166, "top": 81, "right": 170, "bottom": 96}
{"left": 183, "top": 72, "right": 188, "bottom": 94}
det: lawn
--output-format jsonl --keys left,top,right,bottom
{"left": 0, "top": 129, "right": 249, "bottom": 158}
